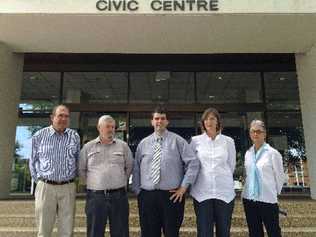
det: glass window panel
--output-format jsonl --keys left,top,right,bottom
{"left": 12, "top": 117, "right": 49, "bottom": 193}
{"left": 167, "top": 113, "right": 195, "bottom": 142}
{"left": 169, "top": 72, "right": 195, "bottom": 104}
{"left": 129, "top": 112, "right": 152, "bottom": 152}
{"left": 130, "top": 72, "right": 194, "bottom": 104}
{"left": 222, "top": 112, "right": 247, "bottom": 180}
{"left": 267, "top": 112, "right": 307, "bottom": 187}
{"left": 130, "top": 72, "right": 168, "bottom": 103}
{"left": 20, "top": 72, "right": 60, "bottom": 112}
{"left": 63, "top": 72, "right": 128, "bottom": 103}
{"left": 196, "top": 72, "right": 262, "bottom": 103}
{"left": 264, "top": 72, "right": 300, "bottom": 110}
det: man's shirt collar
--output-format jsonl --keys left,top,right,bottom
{"left": 95, "top": 136, "right": 116, "bottom": 144}
{"left": 49, "top": 125, "right": 70, "bottom": 136}
{"left": 153, "top": 129, "right": 168, "bottom": 141}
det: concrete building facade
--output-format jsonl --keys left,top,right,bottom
{"left": 0, "top": 0, "right": 316, "bottom": 199}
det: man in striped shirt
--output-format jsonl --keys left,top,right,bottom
{"left": 29, "top": 105, "right": 80, "bottom": 237}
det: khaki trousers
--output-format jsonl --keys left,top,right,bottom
{"left": 35, "top": 180, "right": 76, "bottom": 237}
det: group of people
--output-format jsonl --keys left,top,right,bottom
{"left": 29, "top": 104, "right": 285, "bottom": 237}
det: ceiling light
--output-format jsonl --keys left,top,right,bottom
{"left": 279, "top": 77, "right": 286, "bottom": 81}
{"left": 155, "top": 71, "right": 170, "bottom": 82}
{"left": 209, "top": 95, "right": 215, "bottom": 99}
{"left": 218, "top": 76, "right": 223, "bottom": 80}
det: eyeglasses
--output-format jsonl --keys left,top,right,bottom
{"left": 250, "top": 129, "right": 265, "bottom": 135}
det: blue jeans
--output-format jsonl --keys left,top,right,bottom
{"left": 85, "top": 188, "right": 129, "bottom": 237}
{"left": 193, "top": 198, "right": 234, "bottom": 237}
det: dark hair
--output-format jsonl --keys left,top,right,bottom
{"left": 51, "top": 104, "right": 70, "bottom": 116}
{"left": 152, "top": 105, "right": 168, "bottom": 119}
{"left": 200, "top": 107, "right": 222, "bottom": 132}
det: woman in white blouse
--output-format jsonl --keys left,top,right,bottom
{"left": 190, "top": 107, "right": 236, "bottom": 237}
{"left": 242, "top": 120, "right": 285, "bottom": 237}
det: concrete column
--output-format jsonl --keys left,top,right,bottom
{"left": 296, "top": 45, "right": 316, "bottom": 199}
{"left": 0, "top": 43, "right": 24, "bottom": 199}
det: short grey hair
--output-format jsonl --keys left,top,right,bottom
{"left": 98, "top": 115, "right": 115, "bottom": 127}
{"left": 250, "top": 119, "right": 266, "bottom": 131}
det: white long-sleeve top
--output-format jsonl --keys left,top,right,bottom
{"left": 190, "top": 133, "right": 236, "bottom": 203}
{"left": 242, "top": 143, "right": 285, "bottom": 204}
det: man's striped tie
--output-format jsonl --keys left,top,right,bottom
{"left": 151, "top": 137, "right": 163, "bottom": 185}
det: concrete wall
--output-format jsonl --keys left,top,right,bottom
{"left": 1, "top": 0, "right": 316, "bottom": 14}
{"left": 0, "top": 43, "right": 24, "bottom": 199}
{"left": 296, "top": 45, "right": 316, "bottom": 199}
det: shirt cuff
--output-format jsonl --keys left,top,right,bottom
{"left": 180, "top": 181, "right": 190, "bottom": 189}
{"left": 32, "top": 176, "right": 39, "bottom": 183}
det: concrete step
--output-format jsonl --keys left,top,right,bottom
{"left": 0, "top": 198, "right": 315, "bottom": 237}
{"left": 1, "top": 199, "right": 316, "bottom": 215}
{"left": 0, "top": 214, "right": 315, "bottom": 228}
{"left": 1, "top": 227, "right": 316, "bottom": 237}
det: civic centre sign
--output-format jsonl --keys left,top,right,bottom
{"left": 1, "top": 0, "right": 315, "bottom": 14}
{"left": 96, "top": 0, "right": 219, "bottom": 12}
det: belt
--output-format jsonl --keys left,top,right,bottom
{"left": 87, "top": 187, "right": 126, "bottom": 195}
{"left": 40, "top": 178, "right": 75, "bottom": 185}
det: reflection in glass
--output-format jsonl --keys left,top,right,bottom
{"left": 267, "top": 112, "right": 307, "bottom": 188}
{"left": 129, "top": 112, "right": 152, "bottom": 152}
{"left": 130, "top": 72, "right": 168, "bottom": 103}
{"left": 196, "top": 72, "right": 261, "bottom": 103}
{"left": 129, "top": 72, "right": 194, "bottom": 103}
{"left": 264, "top": 72, "right": 300, "bottom": 110}
{"left": 63, "top": 72, "right": 128, "bottom": 103}
{"left": 20, "top": 72, "right": 60, "bottom": 113}
{"left": 167, "top": 113, "right": 195, "bottom": 142}
{"left": 169, "top": 72, "right": 194, "bottom": 104}
{"left": 12, "top": 117, "right": 49, "bottom": 193}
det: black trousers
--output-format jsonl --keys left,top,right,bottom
{"left": 243, "top": 198, "right": 282, "bottom": 237}
{"left": 193, "top": 198, "right": 235, "bottom": 237}
{"left": 138, "top": 189, "right": 185, "bottom": 237}
{"left": 85, "top": 189, "right": 129, "bottom": 237}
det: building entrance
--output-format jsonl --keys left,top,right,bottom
{"left": 11, "top": 53, "right": 308, "bottom": 194}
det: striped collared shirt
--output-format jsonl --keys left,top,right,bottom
{"left": 29, "top": 125, "right": 80, "bottom": 182}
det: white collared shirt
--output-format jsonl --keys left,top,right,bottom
{"left": 242, "top": 143, "right": 285, "bottom": 204}
{"left": 190, "top": 133, "right": 236, "bottom": 203}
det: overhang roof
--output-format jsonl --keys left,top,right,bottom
{"left": 1, "top": 13, "right": 316, "bottom": 53}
